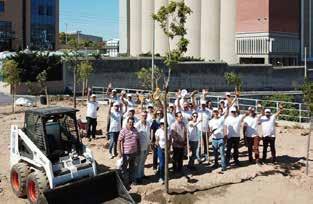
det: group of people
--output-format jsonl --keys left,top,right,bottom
{"left": 85, "top": 88, "right": 284, "bottom": 186}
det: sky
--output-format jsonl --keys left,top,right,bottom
{"left": 60, "top": 0, "right": 119, "bottom": 41}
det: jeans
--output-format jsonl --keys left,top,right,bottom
{"left": 153, "top": 147, "right": 158, "bottom": 170}
{"left": 247, "top": 136, "right": 260, "bottom": 162}
{"left": 86, "top": 117, "right": 97, "bottom": 139}
{"left": 188, "top": 141, "right": 199, "bottom": 167}
{"left": 121, "top": 153, "right": 137, "bottom": 184}
{"left": 263, "top": 137, "right": 276, "bottom": 161}
{"left": 109, "top": 132, "right": 119, "bottom": 156}
{"left": 226, "top": 137, "right": 240, "bottom": 164}
{"left": 157, "top": 147, "right": 165, "bottom": 180}
{"left": 173, "top": 147, "right": 184, "bottom": 173}
{"left": 135, "top": 150, "right": 148, "bottom": 180}
{"left": 212, "top": 138, "right": 226, "bottom": 170}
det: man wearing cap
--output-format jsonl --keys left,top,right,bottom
{"left": 147, "top": 104, "right": 154, "bottom": 124}
{"left": 209, "top": 107, "right": 227, "bottom": 171}
{"left": 197, "top": 100, "right": 212, "bottom": 161}
{"left": 122, "top": 107, "right": 138, "bottom": 128}
{"left": 108, "top": 100, "right": 123, "bottom": 159}
{"left": 134, "top": 111, "right": 151, "bottom": 183}
{"left": 118, "top": 117, "right": 140, "bottom": 186}
{"left": 126, "top": 93, "right": 135, "bottom": 108}
{"left": 86, "top": 89, "right": 99, "bottom": 141}
{"left": 167, "top": 103, "right": 176, "bottom": 128}
{"left": 243, "top": 107, "right": 261, "bottom": 164}
{"left": 259, "top": 105, "right": 283, "bottom": 163}
{"left": 224, "top": 106, "right": 248, "bottom": 167}
{"left": 170, "top": 112, "right": 187, "bottom": 174}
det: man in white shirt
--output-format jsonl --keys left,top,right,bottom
{"left": 147, "top": 104, "right": 155, "bottom": 124}
{"left": 209, "top": 108, "right": 227, "bottom": 171}
{"left": 134, "top": 111, "right": 151, "bottom": 183}
{"left": 86, "top": 91, "right": 99, "bottom": 141}
{"left": 167, "top": 103, "right": 176, "bottom": 128}
{"left": 224, "top": 106, "right": 247, "bottom": 166}
{"left": 259, "top": 106, "right": 283, "bottom": 163}
{"left": 197, "top": 100, "right": 212, "bottom": 161}
{"left": 243, "top": 107, "right": 260, "bottom": 164}
{"left": 187, "top": 112, "right": 202, "bottom": 170}
{"left": 122, "top": 108, "right": 138, "bottom": 128}
{"left": 108, "top": 101, "right": 122, "bottom": 159}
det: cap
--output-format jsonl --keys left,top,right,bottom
{"left": 213, "top": 107, "right": 219, "bottom": 112}
{"left": 265, "top": 109, "right": 271, "bottom": 113}
{"left": 128, "top": 107, "right": 135, "bottom": 112}
{"left": 121, "top": 90, "right": 126, "bottom": 94}
{"left": 147, "top": 103, "right": 153, "bottom": 108}
{"left": 127, "top": 94, "right": 132, "bottom": 97}
{"left": 169, "top": 103, "right": 174, "bottom": 107}
{"left": 160, "top": 119, "right": 165, "bottom": 124}
{"left": 91, "top": 94, "right": 96, "bottom": 97}
{"left": 225, "top": 92, "right": 231, "bottom": 96}
{"left": 113, "top": 102, "right": 120, "bottom": 106}
{"left": 200, "top": 100, "right": 206, "bottom": 105}
{"left": 230, "top": 107, "right": 237, "bottom": 112}
{"left": 112, "top": 89, "right": 117, "bottom": 92}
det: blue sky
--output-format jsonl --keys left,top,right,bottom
{"left": 60, "top": 0, "right": 119, "bottom": 40}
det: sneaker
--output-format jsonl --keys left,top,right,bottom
{"left": 212, "top": 163, "right": 219, "bottom": 169}
{"left": 88, "top": 138, "right": 92, "bottom": 142}
{"left": 159, "top": 178, "right": 164, "bottom": 184}
{"left": 110, "top": 154, "right": 114, "bottom": 159}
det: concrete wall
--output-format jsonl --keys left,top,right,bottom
{"left": 63, "top": 58, "right": 312, "bottom": 92}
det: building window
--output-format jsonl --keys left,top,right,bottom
{"left": 0, "top": 1, "right": 4, "bottom": 12}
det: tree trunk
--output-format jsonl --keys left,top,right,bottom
{"left": 45, "top": 86, "right": 49, "bottom": 106}
{"left": 163, "top": 87, "right": 169, "bottom": 194}
{"left": 12, "top": 85, "right": 15, "bottom": 113}
{"left": 306, "top": 116, "right": 312, "bottom": 175}
{"left": 82, "top": 81, "right": 85, "bottom": 98}
{"left": 73, "top": 66, "right": 77, "bottom": 108}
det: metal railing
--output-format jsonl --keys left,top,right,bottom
{"left": 92, "top": 86, "right": 311, "bottom": 123}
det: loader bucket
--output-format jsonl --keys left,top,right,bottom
{"left": 42, "top": 171, "right": 135, "bottom": 204}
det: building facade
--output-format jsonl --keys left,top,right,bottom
{"left": 0, "top": 0, "right": 59, "bottom": 51}
{"left": 236, "top": 0, "right": 301, "bottom": 65}
{"left": 119, "top": 0, "right": 237, "bottom": 64}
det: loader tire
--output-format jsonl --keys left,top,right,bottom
{"left": 10, "top": 162, "right": 31, "bottom": 198}
{"left": 26, "top": 171, "right": 49, "bottom": 204}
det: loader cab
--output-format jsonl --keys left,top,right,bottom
{"left": 23, "top": 107, "right": 83, "bottom": 162}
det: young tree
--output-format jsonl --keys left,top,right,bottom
{"left": 224, "top": 72, "right": 242, "bottom": 92}
{"left": 36, "top": 70, "right": 49, "bottom": 106}
{"left": 153, "top": 0, "right": 192, "bottom": 193}
{"left": 78, "top": 60, "right": 93, "bottom": 98}
{"left": 302, "top": 80, "right": 313, "bottom": 175}
{"left": 135, "top": 66, "right": 164, "bottom": 90}
{"left": 2, "top": 60, "right": 21, "bottom": 113}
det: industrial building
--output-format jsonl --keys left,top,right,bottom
{"left": 302, "top": 0, "right": 313, "bottom": 61}
{"left": 119, "top": 0, "right": 237, "bottom": 64}
{"left": 0, "top": 0, "right": 59, "bottom": 51}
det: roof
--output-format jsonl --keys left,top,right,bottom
{"left": 25, "top": 106, "right": 79, "bottom": 117}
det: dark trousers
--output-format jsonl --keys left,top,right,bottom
{"left": 109, "top": 132, "right": 119, "bottom": 155}
{"left": 153, "top": 147, "right": 158, "bottom": 170}
{"left": 121, "top": 153, "right": 137, "bottom": 185}
{"left": 157, "top": 147, "right": 165, "bottom": 180}
{"left": 188, "top": 141, "right": 198, "bottom": 167}
{"left": 262, "top": 137, "right": 276, "bottom": 162}
{"left": 198, "top": 132, "right": 208, "bottom": 156}
{"left": 86, "top": 117, "right": 97, "bottom": 139}
{"left": 173, "top": 147, "right": 184, "bottom": 173}
{"left": 246, "top": 137, "right": 260, "bottom": 162}
{"left": 226, "top": 137, "right": 240, "bottom": 164}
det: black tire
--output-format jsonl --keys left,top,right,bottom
{"left": 26, "top": 171, "right": 49, "bottom": 204}
{"left": 10, "top": 162, "right": 31, "bottom": 198}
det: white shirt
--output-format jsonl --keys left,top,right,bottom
{"left": 122, "top": 114, "right": 139, "bottom": 128}
{"left": 209, "top": 116, "right": 225, "bottom": 139}
{"left": 181, "top": 110, "right": 192, "bottom": 126}
{"left": 167, "top": 112, "right": 176, "bottom": 127}
{"left": 225, "top": 115, "right": 245, "bottom": 138}
{"left": 197, "top": 108, "right": 212, "bottom": 132}
{"left": 86, "top": 101, "right": 99, "bottom": 119}
{"left": 147, "top": 113, "right": 154, "bottom": 124}
{"left": 259, "top": 115, "right": 276, "bottom": 137}
{"left": 135, "top": 121, "right": 151, "bottom": 151}
{"left": 188, "top": 121, "right": 200, "bottom": 141}
{"left": 243, "top": 116, "right": 258, "bottom": 138}
{"left": 109, "top": 111, "right": 122, "bottom": 132}
{"left": 127, "top": 99, "right": 135, "bottom": 108}
{"left": 155, "top": 128, "right": 166, "bottom": 149}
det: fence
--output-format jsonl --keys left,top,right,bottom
{"left": 92, "top": 86, "right": 311, "bottom": 123}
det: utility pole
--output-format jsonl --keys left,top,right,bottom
{"left": 152, "top": 20, "right": 155, "bottom": 92}
{"left": 305, "top": 47, "right": 307, "bottom": 79}
{"left": 65, "top": 23, "right": 68, "bottom": 45}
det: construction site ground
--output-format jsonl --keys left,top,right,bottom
{"left": 0, "top": 101, "right": 313, "bottom": 204}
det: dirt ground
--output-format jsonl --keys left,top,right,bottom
{"left": 0, "top": 101, "right": 313, "bottom": 204}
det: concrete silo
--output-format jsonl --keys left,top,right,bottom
{"left": 185, "top": 0, "right": 201, "bottom": 58}
{"left": 119, "top": 0, "right": 129, "bottom": 54}
{"left": 154, "top": 0, "right": 169, "bottom": 56}
{"left": 220, "top": 0, "right": 237, "bottom": 64}
{"left": 141, "top": 0, "right": 154, "bottom": 54}
{"left": 201, "top": 0, "right": 220, "bottom": 61}
{"left": 130, "top": 0, "right": 142, "bottom": 56}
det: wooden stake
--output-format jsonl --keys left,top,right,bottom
{"left": 306, "top": 116, "right": 312, "bottom": 175}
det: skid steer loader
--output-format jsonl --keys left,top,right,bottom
{"left": 9, "top": 107, "right": 135, "bottom": 204}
